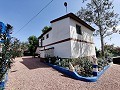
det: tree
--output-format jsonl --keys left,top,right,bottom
{"left": 10, "top": 38, "right": 21, "bottom": 57}
{"left": 20, "top": 42, "right": 29, "bottom": 52}
{"left": 42, "top": 26, "right": 51, "bottom": 33}
{"left": 76, "top": 0, "right": 120, "bottom": 58}
{"left": 28, "top": 35, "right": 39, "bottom": 56}
{"left": 104, "top": 44, "right": 120, "bottom": 56}
{"left": 10, "top": 37, "right": 29, "bottom": 58}
{"left": 0, "top": 22, "right": 13, "bottom": 83}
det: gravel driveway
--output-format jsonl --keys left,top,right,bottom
{"left": 6, "top": 56, "right": 120, "bottom": 90}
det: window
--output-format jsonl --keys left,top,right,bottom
{"left": 76, "top": 24, "right": 82, "bottom": 35}
{"left": 39, "top": 39, "right": 43, "bottom": 47}
{"left": 42, "top": 37, "right": 44, "bottom": 40}
{"left": 46, "top": 34, "right": 49, "bottom": 39}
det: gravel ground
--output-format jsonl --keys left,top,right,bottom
{"left": 6, "top": 56, "right": 120, "bottom": 90}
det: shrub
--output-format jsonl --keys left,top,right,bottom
{"left": 97, "top": 57, "right": 110, "bottom": 71}
{"left": 59, "top": 57, "right": 93, "bottom": 77}
{"left": 60, "top": 58, "right": 70, "bottom": 68}
{"left": 44, "top": 56, "right": 58, "bottom": 64}
{"left": 45, "top": 56, "right": 110, "bottom": 77}
{"left": 50, "top": 57, "right": 57, "bottom": 64}
{"left": 73, "top": 57, "right": 93, "bottom": 77}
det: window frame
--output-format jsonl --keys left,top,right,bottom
{"left": 76, "top": 24, "right": 82, "bottom": 35}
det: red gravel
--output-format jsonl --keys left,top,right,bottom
{"left": 6, "top": 56, "right": 120, "bottom": 90}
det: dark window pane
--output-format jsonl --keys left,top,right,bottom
{"left": 41, "top": 39, "right": 43, "bottom": 47}
{"left": 46, "top": 34, "right": 49, "bottom": 39}
{"left": 76, "top": 24, "right": 82, "bottom": 35}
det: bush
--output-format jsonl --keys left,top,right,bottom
{"left": 60, "top": 58, "right": 70, "bottom": 68}
{"left": 97, "top": 57, "right": 111, "bottom": 71}
{"left": 59, "top": 57, "right": 93, "bottom": 77}
{"left": 73, "top": 57, "right": 93, "bottom": 77}
{"left": 50, "top": 57, "right": 57, "bottom": 64}
{"left": 44, "top": 56, "right": 58, "bottom": 64}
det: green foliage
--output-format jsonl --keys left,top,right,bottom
{"left": 71, "top": 57, "right": 93, "bottom": 77}
{"left": 97, "top": 57, "right": 109, "bottom": 71}
{"left": 0, "top": 24, "right": 13, "bottom": 82}
{"left": 28, "top": 35, "right": 39, "bottom": 56}
{"left": 104, "top": 44, "right": 120, "bottom": 56}
{"left": 77, "top": 0, "right": 120, "bottom": 57}
{"left": 60, "top": 59, "right": 71, "bottom": 68}
{"left": 10, "top": 38, "right": 29, "bottom": 58}
{"left": 42, "top": 26, "right": 51, "bottom": 33}
{"left": 54, "top": 57, "right": 93, "bottom": 77}
{"left": 44, "top": 57, "right": 57, "bottom": 64}
{"left": 97, "top": 58, "right": 105, "bottom": 70}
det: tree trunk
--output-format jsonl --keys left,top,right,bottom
{"left": 99, "top": 26, "right": 105, "bottom": 58}
{"left": 101, "top": 35, "right": 105, "bottom": 57}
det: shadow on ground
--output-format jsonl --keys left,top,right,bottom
{"left": 20, "top": 57, "right": 50, "bottom": 70}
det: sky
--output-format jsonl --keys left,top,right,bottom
{"left": 0, "top": 0, "right": 120, "bottom": 49}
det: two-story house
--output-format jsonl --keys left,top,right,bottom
{"left": 37, "top": 13, "right": 96, "bottom": 58}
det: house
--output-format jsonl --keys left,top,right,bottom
{"left": 37, "top": 13, "right": 96, "bottom": 58}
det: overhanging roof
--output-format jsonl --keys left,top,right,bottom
{"left": 50, "top": 13, "right": 95, "bottom": 31}
{"left": 38, "top": 13, "right": 95, "bottom": 39}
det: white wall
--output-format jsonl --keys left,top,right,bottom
{"left": 44, "top": 41, "right": 71, "bottom": 58}
{"left": 51, "top": 17, "right": 70, "bottom": 42}
{"left": 39, "top": 17, "right": 72, "bottom": 58}
{"left": 38, "top": 17, "right": 96, "bottom": 58}
{"left": 70, "top": 18, "right": 93, "bottom": 42}
{"left": 42, "top": 30, "right": 53, "bottom": 46}
{"left": 71, "top": 41, "right": 96, "bottom": 58}
{"left": 40, "top": 51, "right": 45, "bottom": 58}
{"left": 70, "top": 18, "right": 96, "bottom": 58}
{"left": 41, "top": 17, "right": 71, "bottom": 47}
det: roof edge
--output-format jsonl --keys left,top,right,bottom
{"left": 50, "top": 13, "right": 95, "bottom": 31}
{"left": 38, "top": 27, "right": 52, "bottom": 39}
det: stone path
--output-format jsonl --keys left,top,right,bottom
{"left": 6, "top": 56, "right": 120, "bottom": 90}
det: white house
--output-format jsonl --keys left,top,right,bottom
{"left": 37, "top": 13, "right": 96, "bottom": 58}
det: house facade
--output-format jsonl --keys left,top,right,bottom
{"left": 37, "top": 13, "right": 96, "bottom": 58}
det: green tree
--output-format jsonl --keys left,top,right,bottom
{"left": 10, "top": 38, "right": 29, "bottom": 58}
{"left": 0, "top": 23, "right": 13, "bottom": 83}
{"left": 20, "top": 42, "right": 29, "bottom": 54}
{"left": 104, "top": 44, "right": 120, "bottom": 56}
{"left": 77, "top": 0, "right": 120, "bottom": 58}
{"left": 10, "top": 38, "right": 21, "bottom": 58}
{"left": 28, "top": 35, "right": 39, "bottom": 56}
{"left": 42, "top": 26, "right": 51, "bottom": 33}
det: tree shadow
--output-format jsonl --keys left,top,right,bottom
{"left": 20, "top": 57, "right": 50, "bottom": 70}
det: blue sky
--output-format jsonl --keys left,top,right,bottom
{"left": 0, "top": 0, "right": 120, "bottom": 49}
